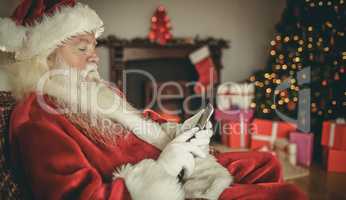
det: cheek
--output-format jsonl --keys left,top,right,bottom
{"left": 59, "top": 48, "right": 88, "bottom": 69}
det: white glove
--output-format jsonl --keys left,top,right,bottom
{"left": 189, "top": 121, "right": 213, "bottom": 154}
{"left": 158, "top": 127, "right": 207, "bottom": 178}
{"left": 191, "top": 121, "right": 214, "bottom": 155}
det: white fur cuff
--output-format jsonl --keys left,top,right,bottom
{"left": 113, "top": 159, "right": 184, "bottom": 200}
{"left": 183, "top": 155, "right": 233, "bottom": 200}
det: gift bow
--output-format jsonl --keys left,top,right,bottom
{"left": 252, "top": 122, "right": 278, "bottom": 148}
{"left": 328, "top": 123, "right": 336, "bottom": 147}
{"left": 239, "top": 112, "right": 246, "bottom": 148}
{"left": 217, "top": 92, "right": 255, "bottom": 96}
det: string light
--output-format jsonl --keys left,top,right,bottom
{"left": 322, "top": 80, "right": 328, "bottom": 86}
{"left": 325, "top": 21, "right": 333, "bottom": 28}
{"left": 252, "top": 1, "right": 344, "bottom": 121}
{"left": 284, "top": 36, "right": 290, "bottom": 42}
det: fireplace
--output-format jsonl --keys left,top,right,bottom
{"left": 98, "top": 36, "right": 229, "bottom": 120}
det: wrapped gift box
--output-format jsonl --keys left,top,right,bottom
{"left": 220, "top": 119, "right": 251, "bottom": 148}
{"left": 250, "top": 119, "right": 297, "bottom": 149}
{"left": 215, "top": 109, "right": 254, "bottom": 148}
{"left": 216, "top": 83, "right": 254, "bottom": 110}
{"left": 289, "top": 132, "right": 314, "bottom": 167}
{"left": 324, "top": 148, "right": 346, "bottom": 173}
{"left": 321, "top": 121, "right": 346, "bottom": 150}
{"left": 214, "top": 109, "right": 254, "bottom": 122}
{"left": 218, "top": 121, "right": 230, "bottom": 146}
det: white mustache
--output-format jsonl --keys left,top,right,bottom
{"left": 81, "top": 63, "right": 101, "bottom": 82}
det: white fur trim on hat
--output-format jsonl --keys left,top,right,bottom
{"left": 0, "top": 3, "right": 104, "bottom": 60}
{"left": 113, "top": 159, "right": 184, "bottom": 200}
{"left": 0, "top": 18, "right": 27, "bottom": 52}
{"left": 189, "top": 46, "right": 211, "bottom": 64}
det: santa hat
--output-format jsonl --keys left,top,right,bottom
{"left": 0, "top": 0, "right": 104, "bottom": 61}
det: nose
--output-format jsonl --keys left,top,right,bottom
{"left": 87, "top": 49, "right": 100, "bottom": 64}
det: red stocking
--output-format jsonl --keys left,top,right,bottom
{"left": 189, "top": 46, "right": 218, "bottom": 94}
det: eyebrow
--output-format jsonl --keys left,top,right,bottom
{"left": 79, "top": 38, "right": 97, "bottom": 46}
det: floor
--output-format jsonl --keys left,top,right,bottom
{"left": 211, "top": 143, "right": 346, "bottom": 200}
{"left": 287, "top": 164, "right": 346, "bottom": 200}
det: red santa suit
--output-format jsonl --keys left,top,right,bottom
{"left": 8, "top": 92, "right": 306, "bottom": 200}
{"left": 1, "top": 0, "right": 307, "bottom": 199}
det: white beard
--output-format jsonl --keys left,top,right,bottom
{"left": 39, "top": 58, "right": 170, "bottom": 149}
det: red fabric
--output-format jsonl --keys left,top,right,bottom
{"left": 9, "top": 93, "right": 306, "bottom": 200}
{"left": 216, "top": 152, "right": 307, "bottom": 200}
{"left": 9, "top": 94, "right": 160, "bottom": 200}
{"left": 11, "top": 0, "right": 76, "bottom": 26}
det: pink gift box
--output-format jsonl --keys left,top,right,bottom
{"left": 289, "top": 132, "right": 314, "bottom": 167}
{"left": 214, "top": 109, "right": 254, "bottom": 122}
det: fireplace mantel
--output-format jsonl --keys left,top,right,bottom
{"left": 98, "top": 35, "right": 229, "bottom": 87}
{"left": 97, "top": 35, "right": 229, "bottom": 117}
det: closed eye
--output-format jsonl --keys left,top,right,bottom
{"left": 79, "top": 47, "right": 87, "bottom": 52}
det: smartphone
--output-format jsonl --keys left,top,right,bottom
{"left": 179, "top": 103, "right": 214, "bottom": 182}
{"left": 185, "top": 103, "right": 214, "bottom": 142}
{"left": 196, "top": 103, "right": 214, "bottom": 130}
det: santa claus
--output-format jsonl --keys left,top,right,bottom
{"left": 0, "top": 1, "right": 307, "bottom": 200}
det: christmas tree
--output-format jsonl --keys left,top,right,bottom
{"left": 249, "top": 0, "right": 346, "bottom": 132}
{"left": 148, "top": 5, "right": 172, "bottom": 45}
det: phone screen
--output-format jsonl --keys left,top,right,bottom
{"left": 197, "top": 103, "right": 214, "bottom": 130}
